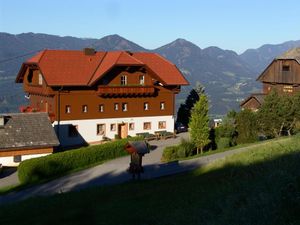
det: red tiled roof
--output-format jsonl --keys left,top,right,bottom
{"left": 16, "top": 50, "right": 189, "bottom": 86}
{"left": 133, "top": 52, "right": 189, "bottom": 85}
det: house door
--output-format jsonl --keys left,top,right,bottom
{"left": 118, "top": 123, "right": 128, "bottom": 139}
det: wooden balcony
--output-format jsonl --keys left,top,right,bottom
{"left": 98, "top": 85, "right": 156, "bottom": 97}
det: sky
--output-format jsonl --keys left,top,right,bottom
{"left": 0, "top": 0, "right": 300, "bottom": 53}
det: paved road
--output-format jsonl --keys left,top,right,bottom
{"left": 0, "top": 134, "right": 287, "bottom": 205}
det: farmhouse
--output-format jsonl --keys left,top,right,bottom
{"left": 241, "top": 48, "right": 300, "bottom": 110}
{"left": 0, "top": 113, "right": 59, "bottom": 166}
{"left": 16, "top": 49, "right": 188, "bottom": 147}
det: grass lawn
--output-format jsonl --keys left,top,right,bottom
{"left": 1, "top": 135, "right": 300, "bottom": 225}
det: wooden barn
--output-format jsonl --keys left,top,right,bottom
{"left": 241, "top": 48, "right": 300, "bottom": 111}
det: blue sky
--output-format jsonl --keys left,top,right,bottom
{"left": 0, "top": 0, "right": 299, "bottom": 53}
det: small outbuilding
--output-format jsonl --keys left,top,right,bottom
{"left": 0, "top": 112, "right": 59, "bottom": 166}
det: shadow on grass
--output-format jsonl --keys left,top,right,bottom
{"left": 1, "top": 150, "right": 300, "bottom": 225}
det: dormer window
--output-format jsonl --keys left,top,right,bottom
{"left": 38, "top": 73, "right": 43, "bottom": 85}
{"left": 282, "top": 65, "right": 290, "bottom": 72}
{"left": 121, "top": 75, "right": 127, "bottom": 85}
{"left": 139, "top": 75, "right": 145, "bottom": 85}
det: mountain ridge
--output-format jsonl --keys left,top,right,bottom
{"left": 0, "top": 32, "right": 299, "bottom": 115}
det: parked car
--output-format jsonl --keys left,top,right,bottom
{"left": 175, "top": 122, "right": 188, "bottom": 133}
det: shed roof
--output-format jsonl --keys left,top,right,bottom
{"left": 0, "top": 113, "right": 59, "bottom": 151}
{"left": 16, "top": 50, "right": 189, "bottom": 86}
{"left": 240, "top": 93, "right": 266, "bottom": 107}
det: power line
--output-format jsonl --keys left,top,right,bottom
{"left": 0, "top": 49, "right": 42, "bottom": 64}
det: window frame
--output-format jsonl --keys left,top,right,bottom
{"left": 282, "top": 65, "right": 290, "bottom": 72}
{"left": 97, "top": 124, "right": 106, "bottom": 136}
{"left": 114, "top": 103, "right": 119, "bottom": 111}
{"left": 144, "top": 102, "right": 149, "bottom": 111}
{"left": 120, "top": 75, "right": 127, "bottom": 85}
{"left": 122, "top": 103, "right": 128, "bottom": 112}
{"left": 99, "top": 104, "right": 104, "bottom": 112}
{"left": 82, "top": 105, "right": 88, "bottom": 113}
{"left": 158, "top": 121, "right": 166, "bottom": 129}
{"left": 65, "top": 105, "right": 71, "bottom": 114}
{"left": 38, "top": 73, "right": 43, "bottom": 85}
{"left": 139, "top": 75, "right": 145, "bottom": 85}
{"left": 143, "top": 122, "right": 151, "bottom": 130}
{"left": 110, "top": 123, "right": 116, "bottom": 131}
{"left": 129, "top": 122, "right": 135, "bottom": 131}
{"left": 160, "top": 102, "right": 165, "bottom": 110}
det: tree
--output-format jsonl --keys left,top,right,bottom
{"left": 236, "top": 109, "right": 258, "bottom": 144}
{"left": 257, "top": 90, "right": 294, "bottom": 137}
{"left": 176, "top": 83, "right": 204, "bottom": 126}
{"left": 189, "top": 94, "right": 210, "bottom": 154}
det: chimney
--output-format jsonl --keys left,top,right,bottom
{"left": 0, "top": 116, "right": 5, "bottom": 128}
{"left": 83, "top": 48, "right": 96, "bottom": 56}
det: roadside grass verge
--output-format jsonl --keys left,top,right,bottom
{"left": 0, "top": 135, "right": 299, "bottom": 225}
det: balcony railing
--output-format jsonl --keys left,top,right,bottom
{"left": 97, "top": 85, "right": 156, "bottom": 97}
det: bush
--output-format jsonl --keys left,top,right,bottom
{"left": 18, "top": 137, "right": 142, "bottom": 184}
{"left": 161, "top": 139, "right": 195, "bottom": 162}
{"left": 216, "top": 137, "right": 231, "bottom": 149}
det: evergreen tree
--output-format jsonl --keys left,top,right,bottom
{"left": 176, "top": 83, "right": 204, "bottom": 126}
{"left": 189, "top": 94, "right": 210, "bottom": 154}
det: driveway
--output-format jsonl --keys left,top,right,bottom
{"left": 0, "top": 132, "right": 188, "bottom": 204}
{"left": 0, "top": 133, "right": 284, "bottom": 205}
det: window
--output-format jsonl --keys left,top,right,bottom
{"left": 99, "top": 104, "right": 104, "bottom": 112}
{"left": 120, "top": 75, "right": 127, "bottom": 85}
{"left": 65, "top": 105, "right": 71, "bottom": 114}
{"left": 68, "top": 125, "right": 78, "bottom": 137}
{"left": 129, "top": 123, "right": 135, "bottom": 130}
{"left": 139, "top": 75, "right": 145, "bottom": 85}
{"left": 160, "top": 102, "right": 165, "bottom": 110}
{"left": 158, "top": 121, "right": 166, "bottom": 129}
{"left": 144, "top": 102, "right": 149, "bottom": 110}
{"left": 38, "top": 73, "right": 43, "bottom": 85}
{"left": 13, "top": 155, "right": 21, "bottom": 163}
{"left": 122, "top": 103, "right": 127, "bottom": 111}
{"left": 27, "top": 70, "right": 33, "bottom": 83}
{"left": 114, "top": 103, "right": 119, "bottom": 111}
{"left": 283, "top": 85, "right": 293, "bottom": 93}
{"left": 110, "top": 124, "right": 116, "bottom": 131}
{"left": 282, "top": 65, "right": 290, "bottom": 72}
{"left": 143, "top": 122, "right": 151, "bottom": 130}
{"left": 82, "top": 105, "right": 88, "bottom": 113}
{"left": 97, "top": 124, "right": 105, "bottom": 136}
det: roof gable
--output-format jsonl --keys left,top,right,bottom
{"left": 133, "top": 52, "right": 189, "bottom": 85}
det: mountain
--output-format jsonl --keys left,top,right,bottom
{"left": 155, "top": 39, "right": 258, "bottom": 114}
{"left": 91, "top": 34, "right": 146, "bottom": 52}
{"left": 240, "top": 40, "right": 300, "bottom": 74}
{"left": 0, "top": 32, "right": 299, "bottom": 115}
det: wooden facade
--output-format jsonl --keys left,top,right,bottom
{"left": 16, "top": 50, "right": 188, "bottom": 146}
{"left": 241, "top": 48, "right": 300, "bottom": 111}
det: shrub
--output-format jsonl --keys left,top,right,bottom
{"left": 216, "top": 137, "right": 231, "bottom": 149}
{"left": 18, "top": 137, "right": 142, "bottom": 184}
{"left": 161, "top": 139, "right": 195, "bottom": 162}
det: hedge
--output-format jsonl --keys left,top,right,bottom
{"left": 161, "top": 139, "right": 195, "bottom": 162}
{"left": 18, "top": 137, "right": 142, "bottom": 184}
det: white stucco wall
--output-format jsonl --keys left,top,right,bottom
{"left": 0, "top": 153, "right": 51, "bottom": 167}
{"left": 53, "top": 115, "right": 174, "bottom": 146}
